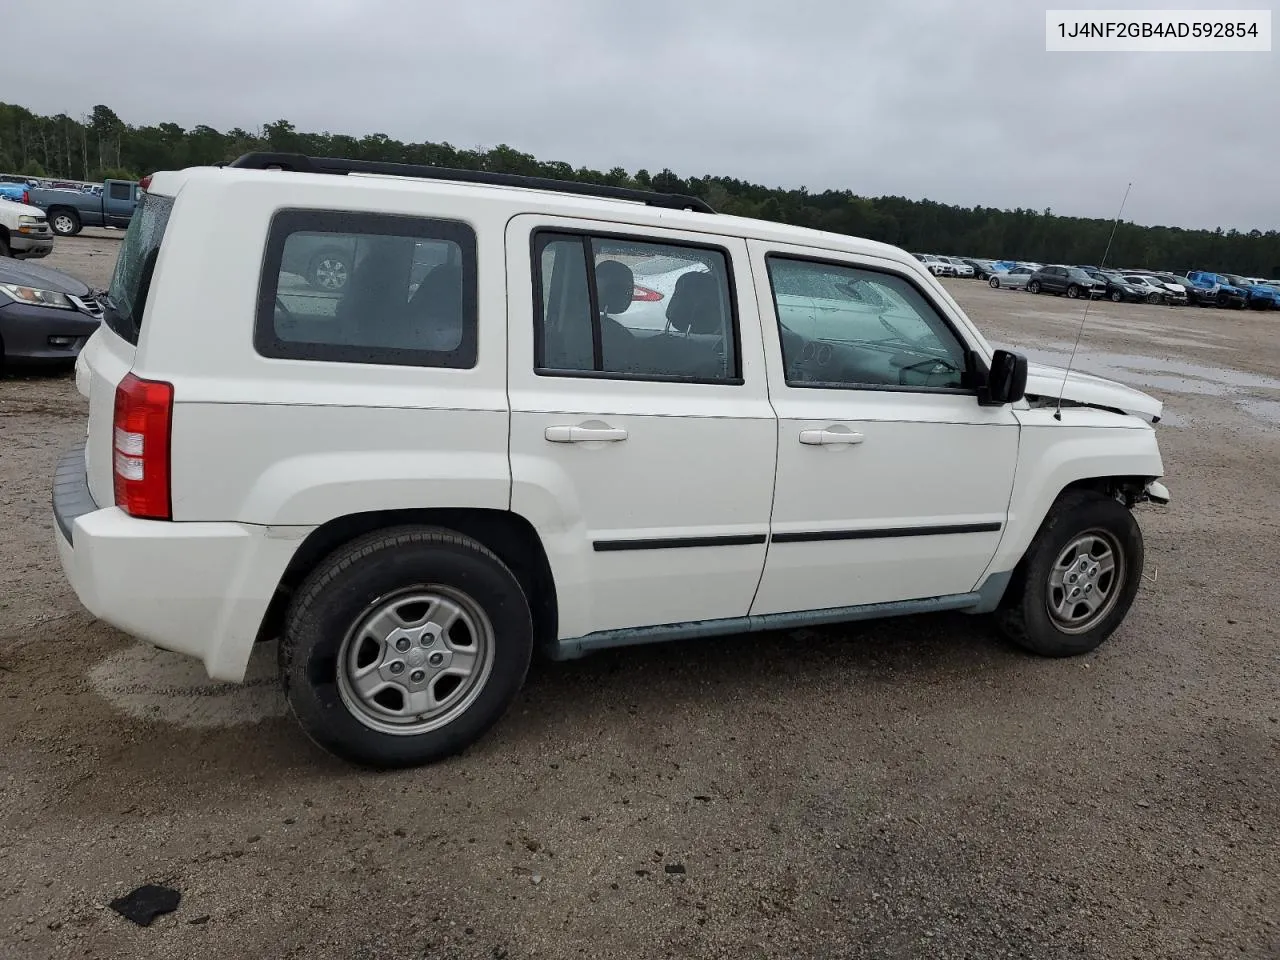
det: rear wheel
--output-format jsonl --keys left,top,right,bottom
{"left": 280, "top": 526, "right": 534, "bottom": 768}
{"left": 996, "top": 491, "right": 1144, "bottom": 657}
{"left": 1027, "top": 280, "right": 1041, "bottom": 294}
{"left": 49, "top": 210, "right": 81, "bottom": 237}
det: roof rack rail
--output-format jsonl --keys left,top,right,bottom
{"left": 225, "top": 152, "right": 716, "bottom": 214}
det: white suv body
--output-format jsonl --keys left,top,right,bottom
{"left": 54, "top": 156, "right": 1169, "bottom": 767}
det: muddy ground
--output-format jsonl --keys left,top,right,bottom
{"left": 1, "top": 233, "right": 1278, "bottom": 959}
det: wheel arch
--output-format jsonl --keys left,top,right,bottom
{"left": 257, "top": 508, "right": 558, "bottom": 655}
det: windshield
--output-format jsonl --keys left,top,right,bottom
{"left": 105, "top": 192, "right": 174, "bottom": 345}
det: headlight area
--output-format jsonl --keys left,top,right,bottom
{"left": 0, "top": 284, "right": 75, "bottom": 310}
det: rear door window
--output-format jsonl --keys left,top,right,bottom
{"left": 104, "top": 192, "right": 174, "bottom": 344}
{"left": 533, "top": 231, "right": 740, "bottom": 383}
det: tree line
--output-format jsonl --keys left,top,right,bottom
{"left": 2, "top": 101, "right": 1277, "bottom": 276}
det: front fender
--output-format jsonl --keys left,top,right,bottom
{"left": 982, "top": 412, "right": 1164, "bottom": 579}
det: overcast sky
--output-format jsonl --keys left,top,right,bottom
{"left": 8, "top": 0, "right": 1277, "bottom": 231}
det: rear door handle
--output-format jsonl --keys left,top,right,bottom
{"left": 799, "top": 428, "right": 865, "bottom": 445}
{"left": 545, "top": 424, "right": 629, "bottom": 443}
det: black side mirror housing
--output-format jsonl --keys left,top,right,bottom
{"left": 977, "top": 349, "right": 1028, "bottom": 406}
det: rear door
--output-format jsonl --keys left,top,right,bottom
{"left": 505, "top": 216, "right": 777, "bottom": 642}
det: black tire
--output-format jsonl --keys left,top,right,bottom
{"left": 280, "top": 526, "right": 534, "bottom": 768}
{"left": 1146, "top": 292, "right": 1160, "bottom": 304}
{"left": 1027, "top": 280, "right": 1041, "bottom": 294}
{"left": 1066, "top": 284, "right": 1080, "bottom": 299}
{"left": 305, "top": 250, "right": 351, "bottom": 291}
{"left": 48, "top": 209, "right": 81, "bottom": 237}
{"left": 995, "top": 491, "right": 1144, "bottom": 658}
{"left": 0, "top": 235, "right": 9, "bottom": 258}
{"left": 988, "top": 276, "right": 1000, "bottom": 288}
{"left": 1109, "top": 290, "right": 1122, "bottom": 302}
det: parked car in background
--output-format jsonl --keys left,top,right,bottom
{"left": 0, "top": 196, "right": 53, "bottom": 259}
{"left": 912, "top": 253, "right": 956, "bottom": 277}
{"left": 1026, "top": 265, "right": 1106, "bottom": 299}
{"left": 1086, "top": 271, "right": 1149, "bottom": 303}
{"left": 1185, "top": 271, "right": 1248, "bottom": 308}
{"left": 27, "top": 179, "right": 141, "bottom": 236}
{"left": 1139, "top": 274, "right": 1189, "bottom": 305}
{"left": 963, "top": 258, "right": 1000, "bottom": 280}
{"left": 0, "top": 256, "right": 102, "bottom": 366}
{"left": 935, "top": 256, "right": 975, "bottom": 278}
{"left": 1122, "top": 275, "right": 1172, "bottom": 304}
{"left": 988, "top": 266, "right": 1034, "bottom": 290}
{"left": 1222, "top": 274, "right": 1280, "bottom": 310}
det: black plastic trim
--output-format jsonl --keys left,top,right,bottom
{"left": 227, "top": 153, "right": 715, "bottom": 213}
{"left": 770, "top": 522, "right": 1002, "bottom": 544}
{"left": 52, "top": 441, "right": 96, "bottom": 545}
{"left": 593, "top": 533, "right": 767, "bottom": 552}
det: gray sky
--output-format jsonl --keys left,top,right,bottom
{"left": 8, "top": 0, "right": 1277, "bottom": 231}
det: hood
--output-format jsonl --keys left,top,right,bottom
{"left": 0, "top": 199, "right": 45, "bottom": 217}
{"left": 1024, "top": 362, "right": 1163, "bottom": 422}
{"left": 0, "top": 258, "right": 91, "bottom": 297}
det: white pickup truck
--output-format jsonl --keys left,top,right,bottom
{"left": 53, "top": 154, "right": 1169, "bottom": 768}
{"left": 0, "top": 196, "right": 54, "bottom": 259}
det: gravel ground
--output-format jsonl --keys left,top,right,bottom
{"left": 1, "top": 233, "right": 1278, "bottom": 959}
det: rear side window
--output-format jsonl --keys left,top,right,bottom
{"left": 105, "top": 192, "right": 174, "bottom": 344}
{"left": 108, "top": 182, "right": 132, "bottom": 201}
{"left": 533, "top": 231, "right": 740, "bottom": 383}
{"left": 256, "top": 210, "right": 477, "bottom": 368}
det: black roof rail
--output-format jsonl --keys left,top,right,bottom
{"left": 225, "top": 152, "right": 716, "bottom": 214}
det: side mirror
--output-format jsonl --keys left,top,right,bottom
{"left": 978, "top": 349, "right": 1027, "bottom": 406}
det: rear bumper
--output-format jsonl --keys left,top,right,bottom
{"left": 52, "top": 442, "right": 303, "bottom": 682}
{"left": 0, "top": 302, "right": 99, "bottom": 363}
{"left": 9, "top": 234, "right": 54, "bottom": 258}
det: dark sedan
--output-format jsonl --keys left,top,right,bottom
{"left": 1087, "top": 270, "right": 1151, "bottom": 303}
{"left": 0, "top": 258, "right": 103, "bottom": 368}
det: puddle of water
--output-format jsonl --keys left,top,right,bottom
{"left": 88, "top": 640, "right": 286, "bottom": 729}
{"left": 995, "top": 342, "right": 1280, "bottom": 429}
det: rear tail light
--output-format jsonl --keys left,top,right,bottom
{"left": 113, "top": 373, "right": 174, "bottom": 519}
{"left": 138, "top": 174, "right": 152, "bottom": 192}
{"left": 22, "top": 190, "right": 29, "bottom": 205}
{"left": 632, "top": 285, "right": 663, "bottom": 302}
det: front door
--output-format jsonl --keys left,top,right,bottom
{"left": 747, "top": 241, "right": 1020, "bottom": 617}
{"left": 506, "top": 216, "right": 777, "bottom": 642}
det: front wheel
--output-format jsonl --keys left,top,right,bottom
{"left": 1066, "top": 284, "right": 1080, "bottom": 299}
{"left": 989, "top": 276, "right": 1000, "bottom": 288}
{"left": 1110, "top": 290, "right": 1122, "bottom": 302}
{"left": 280, "top": 526, "right": 534, "bottom": 768}
{"left": 1146, "top": 292, "right": 1160, "bottom": 304}
{"left": 995, "top": 491, "right": 1144, "bottom": 657}
{"left": 1027, "top": 280, "right": 1041, "bottom": 294}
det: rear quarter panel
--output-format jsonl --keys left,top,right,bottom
{"left": 143, "top": 171, "right": 514, "bottom": 527}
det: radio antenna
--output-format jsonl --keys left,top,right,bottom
{"left": 1055, "top": 181, "right": 1132, "bottom": 421}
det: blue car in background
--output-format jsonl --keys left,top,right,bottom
{"left": 1185, "top": 271, "right": 1248, "bottom": 309}
{"left": 0, "top": 182, "right": 31, "bottom": 204}
{"left": 1222, "top": 274, "right": 1280, "bottom": 310}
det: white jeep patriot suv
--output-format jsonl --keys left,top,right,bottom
{"left": 53, "top": 153, "right": 1170, "bottom": 768}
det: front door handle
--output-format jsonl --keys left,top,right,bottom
{"left": 545, "top": 424, "right": 629, "bottom": 443}
{"left": 799, "top": 427, "right": 865, "bottom": 445}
